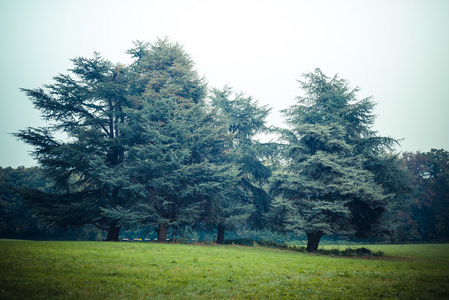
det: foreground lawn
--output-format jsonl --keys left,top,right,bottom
{"left": 1, "top": 240, "right": 448, "bottom": 299}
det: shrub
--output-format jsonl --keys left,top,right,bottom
{"left": 223, "top": 239, "right": 384, "bottom": 257}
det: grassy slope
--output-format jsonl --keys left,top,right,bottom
{"left": 1, "top": 240, "right": 448, "bottom": 299}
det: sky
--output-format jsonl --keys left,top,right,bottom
{"left": 1, "top": 0, "right": 448, "bottom": 168}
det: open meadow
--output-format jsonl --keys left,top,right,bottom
{"left": 1, "top": 240, "right": 448, "bottom": 299}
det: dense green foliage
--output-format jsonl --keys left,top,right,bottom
{"left": 270, "top": 69, "right": 408, "bottom": 251}
{"left": 13, "top": 39, "right": 244, "bottom": 241}
{"left": 270, "top": 124, "right": 387, "bottom": 252}
{"left": 1, "top": 240, "right": 448, "bottom": 299}
{"left": 3, "top": 148, "right": 445, "bottom": 243}
{"left": 0, "top": 167, "right": 102, "bottom": 240}
{"left": 393, "top": 149, "right": 449, "bottom": 242}
{"left": 14, "top": 50, "right": 130, "bottom": 240}
{"left": 0, "top": 167, "right": 52, "bottom": 238}
{"left": 106, "top": 40, "right": 241, "bottom": 241}
{"left": 6, "top": 40, "right": 446, "bottom": 245}
{"left": 208, "top": 86, "right": 273, "bottom": 243}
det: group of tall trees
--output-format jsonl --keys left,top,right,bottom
{"left": 12, "top": 39, "right": 272, "bottom": 243}
{"left": 393, "top": 149, "right": 449, "bottom": 242}
{"left": 6, "top": 39, "right": 440, "bottom": 250}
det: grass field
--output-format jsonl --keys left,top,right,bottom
{"left": 1, "top": 240, "right": 448, "bottom": 299}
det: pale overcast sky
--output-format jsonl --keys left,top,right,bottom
{"left": 1, "top": 0, "right": 448, "bottom": 167}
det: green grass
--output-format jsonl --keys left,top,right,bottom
{"left": 1, "top": 240, "right": 448, "bottom": 299}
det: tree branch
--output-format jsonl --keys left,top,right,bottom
{"left": 91, "top": 222, "right": 109, "bottom": 231}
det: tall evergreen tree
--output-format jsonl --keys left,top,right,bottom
{"left": 114, "top": 40, "right": 241, "bottom": 241}
{"left": 208, "top": 86, "right": 273, "bottom": 243}
{"left": 271, "top": 124, "right": 387, "bottom": 252}
{"left": 271, "top": 69, "right": 403, "bottom": 251}
{"left": 15, "top": 53, "right": 129, "bottom": 240}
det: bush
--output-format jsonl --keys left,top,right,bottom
{"left": 223, "top": 239, "right": 384, "bottom": 257}
{"left": 327, "top": 247, "right": 384, "bottom": 257}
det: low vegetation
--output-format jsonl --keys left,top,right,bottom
{"left": 1, "top": 239, "right": 448, "bottom": 299}
{"left": 224, "top": 239, "right": 385, "bottom": 257}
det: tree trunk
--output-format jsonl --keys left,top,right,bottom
{"left": 105, "top": 221, "right": 121, "bottom": 241}
{"left": 306, "top": 231, "right": 323, "bottom": 252}
{"left": 216, "top": 223, "right": 225, "bottom": 244}
{"left": 157, "top": 223, "right": 169, "bottom": 242}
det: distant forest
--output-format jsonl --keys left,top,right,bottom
{"left": 1, "top": 39, "right": 448, "bottom": 249}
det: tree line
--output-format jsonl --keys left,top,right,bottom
{"left": 2, "top": 39, "right": 447, "bottom": 251}
{"left": 2, "top": 149, "right": 446, "bottom": 244}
